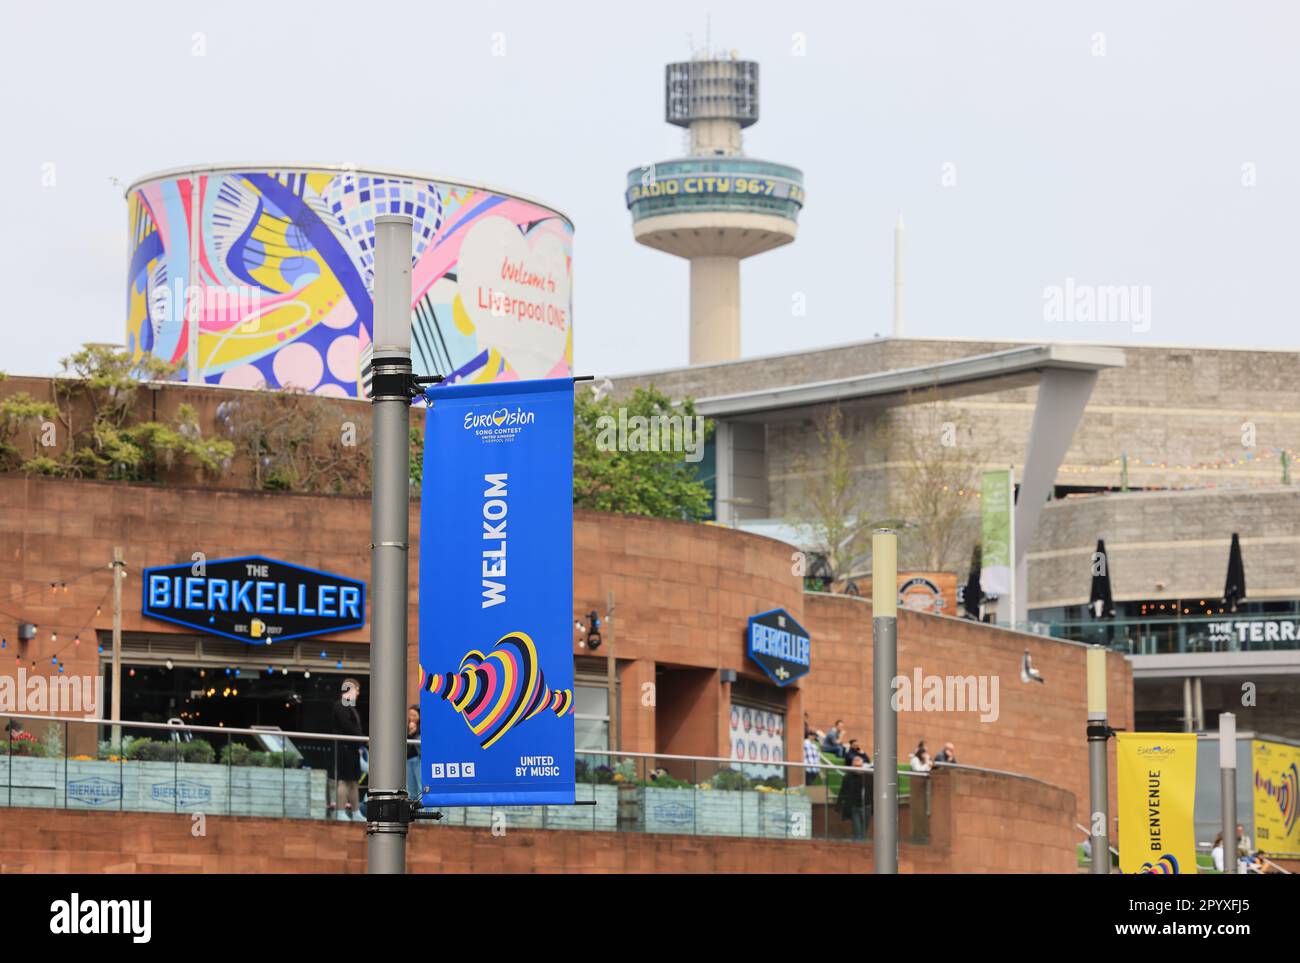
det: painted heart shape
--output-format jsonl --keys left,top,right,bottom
{"left": 456, "top": 216, "right": 570, "bottom": 379}
{"left": 419, "top": 631, "right": 572, "bottom": 749}
{"left": 492, "top": 408, "right": 508, "bottom": 426}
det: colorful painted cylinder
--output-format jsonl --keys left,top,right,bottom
{"left": 125, "top": 165, "right": 573, "bottom": 396}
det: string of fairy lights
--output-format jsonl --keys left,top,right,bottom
{"left": 1, "top": 568, "right": 113, "bottom": 672}
{"left": 930, "top": 447, "right": 1298, "bottom": 500}
{"left": 2, "top": 564, "right": 355, "bottom": 681}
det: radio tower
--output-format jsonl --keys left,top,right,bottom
{"left": 625, "top": 51, "right": 805, "bottom": 365}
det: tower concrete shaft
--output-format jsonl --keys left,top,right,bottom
{"left": 627, "top": 51, "right": 804, "bottom": 366}
{"left": 690, "top": 256, "right": 741, "bottom": 364}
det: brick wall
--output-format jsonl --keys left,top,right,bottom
{"left": 0, "top": 765, "right": 1076, "bottom": 873}
{"left": 801, "top": 592, "right": 1133, "bottom": 828}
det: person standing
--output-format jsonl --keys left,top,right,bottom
{"left": 838, "top": 755, "right": 871, "bottom": 841}
{"left": 802, "top": 731, "right": 822, "bottom": 785}
{"left": 332, "top": 678, "right": 366, "bottom": 822}
{"left": 406, "top": 704, "right": 422, "bottom": 802}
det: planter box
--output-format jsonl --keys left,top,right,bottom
{"left": 0, "top": 755, "right": 327, "bottom": 819}
{"left": 433, "top": 783, "right": 617, "bottom": 832}
{"left": 642, "top": 786, "right": 813, "bottom": 839}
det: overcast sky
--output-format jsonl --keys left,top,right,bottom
{"left": 2, "top": 0, "right": 1296, "bottom": 380}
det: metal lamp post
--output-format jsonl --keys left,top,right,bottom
{"left": 872, "top": 528, "right": 898, "bottom": 874}
{"left": 1220, "top": 712, "right": 1237, "bottom": 875}
{"left": 1086, "top": 644, "right": 1111, "bottom": 874}
{"left": 366, "top": 214, "right": 415, "bottom": 874}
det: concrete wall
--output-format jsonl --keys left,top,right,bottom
{"left": 612, "top": 338, "right": 1300, "bottom": 602}
{"left": 614, "top": 340, "right": 1300, "bottom": 497}
{"left": 1030, "top": 487, "right": 1300, "bottom": 609}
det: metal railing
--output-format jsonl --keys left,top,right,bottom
{"left": 0, "top": 712, "right": 945, "bottom": 845}
{"left": 1042, "top": 612, "right": 1300, "bottom": 655}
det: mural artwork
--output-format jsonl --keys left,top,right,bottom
{"left": 126, "top": 168, "right": 573, "bottom": 396}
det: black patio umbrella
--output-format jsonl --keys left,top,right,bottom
{"left": 1223, "top": 533, "right": 1247, "bottom": 613}
{"left": 962, "top": 544, "right": 982, "bottom": 619}
{"left": 1089, "top": 538, "right": 1115, "bottom": 619}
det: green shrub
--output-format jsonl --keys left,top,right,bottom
{"left": 219, "top": 743, "right": 254, "bottom": 767}
{"left": 127, "top": 739, "right": 181, "bottom": 762}
{"left": 710, "top": 768, "right": 751, "bottom": 792}
{"left": 180, "top": 740, "right": 215, "bottom": 764}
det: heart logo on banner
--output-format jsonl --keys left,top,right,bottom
{"left": 456, "top": 217, "right": 570, "bottom": 379}
{"left": 419, "top": 632, "right": 573, "bottom": 749}
{"left": 492, "top": 408, "right": 508, "bottom": 426}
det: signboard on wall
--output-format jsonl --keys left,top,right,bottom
{"left": 1253, "top": 739, "right": 1300, "bottom": 856}
{"left": 1209, "top": 620, "right": 1300, "bottom": 648}
{"left": 1117, "top": 732, "right": 1198, "bottom": 874}
{"left": 980, "top": 468, "right": 1015, "bottom": 618}
{"left": 746, "top": 608, "right": 811, "bottom": 687}
{"left": 730, "top": 704, "right": 786, "bottom": 781}
{"left": 417, "top": 378, "right": 575, "bottom": 807}
{"left": 141, "top": 556, "right": 365, "bottom": 643}
{"left": 857, "top": 573, "right": 959, "bottom": 616}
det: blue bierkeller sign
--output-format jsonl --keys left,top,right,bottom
{"left": 746, "top": 608, "right": 811, "bottom": 687}
{"left": 417, "top": 377, "right": 575, "bottom": 807}
{"left": 141, "top": 555, "right": 365, "bottom": 643}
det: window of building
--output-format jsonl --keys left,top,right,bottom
{"left": 573, "top": 681, "right": 611, "bottom": 750}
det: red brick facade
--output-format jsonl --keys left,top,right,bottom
{"left": 0, "top": 474, "right": 1132, "bottom": 840}
{"left": 0, "top": 766, "right": 1076, "bottom": 873}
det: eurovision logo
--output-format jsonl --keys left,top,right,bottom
{"left": 418, "top": 631, "right": 573, "bottom": 750}
{"left": 142, "top": 555, "right": 365, "bottom": 644}
{"left": 1139, "top": 854, "right": 1182, "bottom": 875}
{"left": 1255, "top": 761, "right": 1299, "bottom": 836}
{"left": 462, "top": 405, "right": 537, "bottom": 445}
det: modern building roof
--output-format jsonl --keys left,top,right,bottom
{"left": 694, "top": 343, "right": 1126, "bottom": 418}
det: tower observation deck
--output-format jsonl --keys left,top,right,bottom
{"left": 626, "top": 52, "right": 804, "bottom": 365}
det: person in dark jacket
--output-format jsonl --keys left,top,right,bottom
{"left": 332, "top": 678, "right": 365, "bottom": 822}
{"left": 406, "top": 705, "right": 422, "bottom": 802}
{"left": 838, "top": 754, "right": 872, "bottom": 841}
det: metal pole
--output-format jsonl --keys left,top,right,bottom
{"left": 110, "top": 547, "right": 124, "bottom": 747}
{"left": 366, "top": 214, "right": 414, "bottom": 874}
{"left": 606, "top": 590, "right": 618, "bottom": 753}
{"left": 872, "top": 529, "right": 898, "bottom": 874}
{"left": 1086, "top": 645, "right": 1110, "bottom": 874}
{"left": 1220, "top": 712, "right": 1237, "bottom": 875}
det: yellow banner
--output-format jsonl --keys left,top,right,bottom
{"left": 1252, "top": 739, "right": 1300, "bottom": 857}
{"left": 1117, "top": 732, "right": 1198, "bottom": 874}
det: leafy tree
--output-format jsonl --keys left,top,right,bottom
{"left": 880, "top": 388, "right": 986, "bottom": 572}
{"left": 0, "top": 345, "right": 232, "bottom": 481}
{"left": 794, "top": 404, "right": 878, "bottom": 583}
{"left": 52, "top": 346, "right": 232, "bottom": 482}
{"left": 573, "top": 385, "right": 714, "bottom": 521}
{"left": 0, "top": 390, "right": 59, "bottom": 471}
{"left": 408, "top": 420, "right": 424, "bottom": 491}
{"left": 218, "top": 387, "right": 369, "bottom": 495}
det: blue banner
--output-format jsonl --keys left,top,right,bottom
{"left": 417, "top": 378, "right": 575, "bottom": 806}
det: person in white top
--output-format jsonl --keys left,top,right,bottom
{"left": 910, "top": 740, "right": 933, "bottom": 773}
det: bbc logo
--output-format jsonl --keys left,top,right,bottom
{"left": 429, "top": 762, "right": 476, "bottom": 779}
